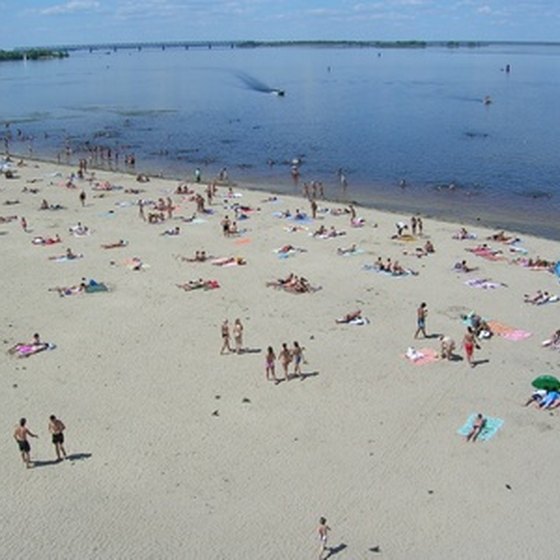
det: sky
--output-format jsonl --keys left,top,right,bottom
{"left": 2, "top": 0, "right": 559, "bottom": 49}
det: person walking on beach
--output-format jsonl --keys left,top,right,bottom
{"left": 463, "top": 327, "right": 480, "bottom": 368}
{"left": 233, "top": 318, "right": 244, "bottom": 354}
{"left": 414, "top": 302, "right": 428, "bottom": 339}
{"left": 220, "top": 319, "right": 232, "bottom": 354}
{"left": 48, "top": 415, "right": 67, "bottom": 461}
{"left": 265, "top": 346, "right": 278, "bottom": 383}
{"left": 278, "top": 343, "right": 292, "bottom": 381}
{"left": 13, "top": 418, "right": 38, "bottom": 469}
{"left": 79, "top": 189, "right": 86, "bottom": 207}
{"left": 292, "top": 341, "right": 304, "bottom": 378}
{"left": 317, "top": 517, "right": 331, "bottom": 559}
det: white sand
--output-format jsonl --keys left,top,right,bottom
{"left": 1, "top": 159, "right": 559, "bottom": 559}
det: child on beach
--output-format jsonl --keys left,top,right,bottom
{"left": 265, "top": 346, "right": 278, "bottom": 383}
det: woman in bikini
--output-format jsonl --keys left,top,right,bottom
{"left": 265, "top": 346, "right": 278, "bottom": 382}
{"left": 278, "top": 343, "right": 292, "bottom": 381}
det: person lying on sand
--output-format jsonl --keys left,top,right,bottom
{"left": 488, "top": 230, "right": 520, "bottom": 243}
{"left": 524, "top": 290, "right": 551, "bottom": 305}
{"left": 179, "top": 213, "right": 198, "bottom": 223}
{"left": 8, "top": 333, "right": 50, "bottom": 358}
{"left": 453, "top": 259, "right": 477, "bottom": 272}
{"left": 525, "top": 389, "right": 547, "bottom": 408}
{"left": 178, "top": 250, "right": 208, "bottom": 263}
{"left": 337, "top": 244, "right": 358, "bottom": 256}
{"left": 176, "top": 279, "right": 220, "bottom": 291}
{"left": 539, "top": 390, "right": 560, "bottom": 410}
{"left": 336, "top": 310, "right": 362, "bottom": 323}
{"left": 48, "top": 282, "right": 87, "bottom": 297}
{"left": 453, "top": 227, "right": 476, "bottom": 240}
{"left": 0, "top": 215, "right": 18, "bottom": 223}
{"left": 267, "top": 274, "right": 315, "bottom": 293}
{"left": 69, "top": 222, "right": 89, "bottom": 236}
{"left": 102, "top": 240, "right": 128, "bottom": 249}
{"left": 466, "top": 413, "right": 486, "bottom": 442}
{"left": 278, "top": 244, "right": 306, "bottom": 255}
{"left": 212, "top": 256, "right": 246, "bottom": 266}
{"left": 32, "top": 234, "right": 61, "bottom": 246}
{"left": 542, "top": 329, "right": 560, "bottom": 349}
{"left": 4, "top": 199, "right": 20, "bottom": 205}
{"left": 162, "top": 226, "right": 181, "bottom": 236}
{"left": 48, "top": 247, "right": 80, "bottom": 260}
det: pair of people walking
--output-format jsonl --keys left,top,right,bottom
{"left": 13, "top": 415, "right": 67, "bottom": 468}
{"left": 220, "top": 318, "right": 244, "bottom": 354}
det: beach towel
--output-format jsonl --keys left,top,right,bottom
{"left": 85, "top": 283, "right": 108, "bottom": 294}
{"left": 465, "top": 278, "right": 506, "bottom": 289}
{"left": 457, "top": 414, "right": 504, "bottom": 441}
{"left": 234, "top": 237, "right": 251, "bottom": 246}
{"left": 211, "top": 257, "right": 246, "bottom": 267}
{"left": 466, "top": 247, "right": 505, "bottom": 261}
{"left": 487, "top": 320, "right": 532, "bottom": 341}
{"left": 348, "top": 316, "right": 369, "bottom": 326}
{"left": 11, "top": 342, "right": 56, "bottom": 358}
{"left": 283, "top": 225, "right": 309, "bottom": 233}
{"left": 338, "top": 248, "right": 365, "bottom": 257}
{"left": 404, "top": 347, "right": 439, "bottom": 365}
{"left": 49, "top": 254, "right": 83, "bottom": 263}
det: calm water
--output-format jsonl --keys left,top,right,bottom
{"left": 1, "top": 44, "right": 560, "bottom": 238}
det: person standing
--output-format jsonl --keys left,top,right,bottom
{"left": 291, "top": 341, "right": 304, "bottom": 378}
{"left": 278, "top": 343, "right": 292, "bottom": 381}
{"left": 79, "top": 189, "right": 86, "bottom": 207}
{"left": 233, "top": 318, "right": 244, "bottom": 354}
{"left": 265, "top": 346, "right": 278, "bottom": 383}
{"left": 48, "top": 415, "right": 67, "bottom": 461}
{"left": 414, "top": 302, "right": 428, "bottom": 339}
{"left": 220, "top": 319, "right": 232, "bottom": 354}
{"left": 317, "top": 517, "right": 331, "bottom": 560}
{"left": 13, "top": 418, "right": 38, "bottom": 469}
{"left": 463, "top": 327, "right": 480, "bottom": 368}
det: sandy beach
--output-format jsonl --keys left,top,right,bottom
{"left": 1, "top": 158, "right": 559, "bottom": 559}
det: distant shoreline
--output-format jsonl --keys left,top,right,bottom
{"left": 11, "top": 39, "right": 560, "bottom": 54}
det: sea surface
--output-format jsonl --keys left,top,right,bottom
{"left": 1, "top": 44, "right": 560, "bottom": 238}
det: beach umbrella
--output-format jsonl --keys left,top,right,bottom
{"left": 532, "top": 375, "right": 560, "bottom": 391}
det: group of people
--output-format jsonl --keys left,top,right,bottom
{"left": 267, "top": 273, "right": 314, "bottom": 294}
{"left": 265, "top": 341, "right": 305, "bottom": 383}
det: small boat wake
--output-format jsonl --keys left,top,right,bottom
{"left": 234, "top": 71, "right": 285, "bottom": 96}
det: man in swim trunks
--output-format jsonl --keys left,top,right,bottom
{"left": 48, "top": 415, "right": 67, "bottom": 461}
{"left": 414, "top": 302, "right": 428, "bottom": 339}
{"left": 13, "top": 418, "right": 38, "bottom": 468}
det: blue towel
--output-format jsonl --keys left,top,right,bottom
{"left": 457, "top": 414, "right": 504, "bottom": 441}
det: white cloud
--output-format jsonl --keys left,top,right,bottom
{"left": 477, "top": 5, "right": 492, "bottom": 14}
{"left": 41, "top": 0, "right": 101, "bottom": 16}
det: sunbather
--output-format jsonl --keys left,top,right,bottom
{"left": 336, "top": 310, "right": 362, "bottom": 323}
{"left": 102, "top": 240, "right": 128, "bottom": 249}
{"left": 337, "top": 244, "right": 357, "bottom": 256}
{"left": 466, "top": 413, "right": 486, "bottom": 442}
